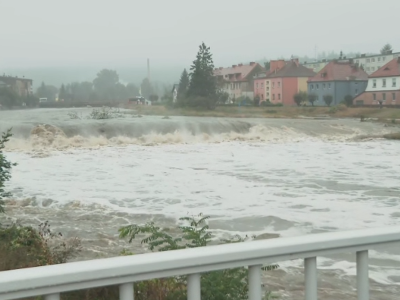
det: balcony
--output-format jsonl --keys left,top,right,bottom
{"left": 1, "top": 227, "right": 400, "bottom": 300}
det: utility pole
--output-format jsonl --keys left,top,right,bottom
{"left": 147, "top": 58, "right": 150, "bottom": 82}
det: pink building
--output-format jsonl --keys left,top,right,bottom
{"left": 254, "top": 60, "right": 286, "bottom": 103}
{"left": 266, "top": 59, "right": 316, "bottom": 105}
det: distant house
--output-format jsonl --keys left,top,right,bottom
{"left": 302, "top": 60, "right": 330, "bottom": 73}
{"left": 266, "top": 59, "right": 316, "bottom": 105}
{"left": 214, "top": 62, "right": 264, "bottom": 102}
{"left": 353, "top": 58, "right": 400, "bottom": 106}
{"left": 353, "top": 51, "right": 400, "bottom": 75}
{"left": 0, "top": 76, "right": 33, "bottom": 97}
{"left": 254, "top": 60, "right": 286, "bottom": 103}
{"left": 308, "top": 60, "right": 368, "bottom": 106}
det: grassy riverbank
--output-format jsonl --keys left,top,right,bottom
{"left": 132, "top": 105, "right": 400, "bottom": 121}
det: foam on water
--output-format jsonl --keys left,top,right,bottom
{"left": 2, "top": 108, "right": 400, "bottom": 290}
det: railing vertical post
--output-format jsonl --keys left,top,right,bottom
{"left": 357, "top": 250, "right": 369, "bottom": 300}
{"left": 187, "top": 273, "right": 201, "bottom": 300}
{"left": 248, "top": 265, "right": 262, "bottom": 300}
{"left": 45, "top": 294, "right": 60, "bottom": 300}
{"left": 304, "top": 257, "right": 317, "bottom": 300}
{"left": 119, "top": 283, "right": 134, "bottom": 300}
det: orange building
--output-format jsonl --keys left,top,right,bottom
{"left": 266, "top": 59, "right": 316, "bottom": 105}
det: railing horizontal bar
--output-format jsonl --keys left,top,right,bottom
{"left": 0, "top": 242, "right": 395, "bottom": 300}
{"left": 1, "top": 226, "right": 400, "bottom": 300}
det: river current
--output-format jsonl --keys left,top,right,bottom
{"left": 1, "top": 108, "right": 400, "bottom": 299}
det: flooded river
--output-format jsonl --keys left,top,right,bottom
{"left": 1, "top": 108, "right": 400, "bottom": 299}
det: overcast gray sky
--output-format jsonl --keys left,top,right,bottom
{"left": 1, "top": 0, "right": 399, "bottom": 69}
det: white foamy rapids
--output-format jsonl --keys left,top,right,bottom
{"left": 4, "top": 139, "right": 400, "bottom": 286}
{"left": 4, "top": 121, "right": 396, "bottom": 153}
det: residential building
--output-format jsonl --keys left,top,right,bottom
{"left": 0, "top": 76, "right": 33, "bottom": 97}
{"left": 307, "top": 60, "right": 368, "bottom": 106}
{"left": 353, "top": 51, "right": 400, "bottom": 75}
{"left": 353, "top": 58, "right": 400, "bottom": 106}
{"left": 266, "top": 59, "right": 316, "bottom": 105}
{"left": 214, "top": 62, "right": 264, "bottom": 101}
{"left": 254, "top": 60, "right": 286, "bottom": 103}
{"left": 302, "top": 60, "right": 329, "bottom": 73}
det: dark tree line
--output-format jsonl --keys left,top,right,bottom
{"left": 174, "top": 42, "right": 227, "bottom": 110}
{"left": 57, "top": 70, "right": 142, "bottom": 104}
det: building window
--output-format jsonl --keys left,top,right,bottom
{"left": 261, "top": 83, "right": 264, "bottom": 88}
{"left": 272, "top": 82, "right": 275, "bottom": 88}
{"left": 273, "top": 94, "right": 275, "bottom": 100}
{"left": 261, "top": 94, "right": 264, "bottom": 100}
{"left": 383, "top": 79, "right": 386, "bottom": 87}
{"left": 278, "top": 94, "right": 281, "bottom": 100}
{"left": 328, "top": 83, "right": 331, "bottom": 89}
{"left": 316, "top": 84, "right": 319, "bottom": 89}
{"left": 373, "top": 79, "right": 376, "bottom": 88}
{"left": 256, "top": 83, "right": 259, "bottom": 88}
{"left": 393, "top": 93, "right": 396, "bottom": 101}
{"left": 278, "top": 82, "right": 281, "bottom": 87}
{"left": 355, "top": 89, "right": 358, "bottom": 95}
{"left": 372, "top": 58, "right": 375, "bottom": 62}
{"left": 383, "top": 56, "right": 386, "bottom": 61}
{"left": 393, "top": 78, "right": 397, "bottom": 87}
{"left": 323, "top": 83, "right": 326, "bottom": 89}
{"left": 356, "top": 60, "right": 359, "bottom": 64}
{"left": 373, "top": 93, "right": 376, "bottom": 100}
{"left": 378, "top": 57, "right": 381, "bottom": 61}
{"left": 311, "top": 84, "right": 314, "bottom": 90}
{"left": 383, "top": 93, "right": 386, "bottom": 101}
{"left": 367, "top": 59, "right": 370, "bottom": 63}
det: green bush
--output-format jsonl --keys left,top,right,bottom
{"left": 0, "top": 221, "right": 81, "bottom": 271}
{"left": 119, "top": 214, "right": 279, "bottom": 300}
{"left": 343, "top": 95, "right": 354, "bottom": 107}
{"left": 328, "top": 106, "right": 338, "bottom": 114}
{"left": 0, "top": 129, "right": 16, "bottom": 214}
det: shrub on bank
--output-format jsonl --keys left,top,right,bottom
{"left": 0, "top": 212, "right": 279, "bottom": 300}
{"left": 0, "top": 129, "right": 15, "bottom": 214}
{"left": 118, "top": 214, "right": 279, "bottom": 300}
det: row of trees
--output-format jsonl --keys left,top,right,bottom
{"left": 41, "top": 70, "right": 160, "bottom": 104}
{"left": 293, "top": 92, "right": 354, "bottom": 107}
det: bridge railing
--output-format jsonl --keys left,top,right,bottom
{"left": 1, "top": 226, "right": 400, "bottom": 300}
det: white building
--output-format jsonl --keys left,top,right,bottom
{"left": 354, "top": 51, "right": 400, "bottom": 75}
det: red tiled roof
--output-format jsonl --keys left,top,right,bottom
{"left": 214, "top": 63, "right": 264, "bottom": 82}
{"left": 266, "top": 60, "right": 316, "bottom": 78}
{"left": 369, "top": 58, "right": 400, "bottom": 78}
{"left": 308, "top": 60, "right": 368, "bottom": 82}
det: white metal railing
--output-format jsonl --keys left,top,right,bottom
{"left": 1, "top": 226, "right": 400, "bottom": 300}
